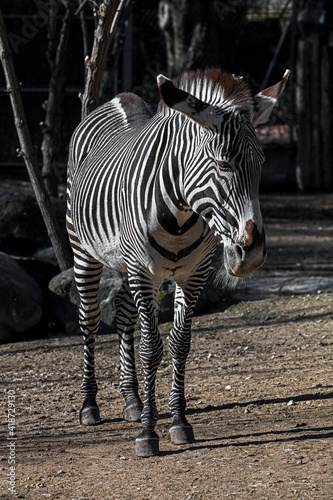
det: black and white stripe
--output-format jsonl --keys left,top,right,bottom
{"left": 67, "top": 68, "right": 287, "bottom": 456}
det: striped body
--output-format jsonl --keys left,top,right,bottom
{"left": 68, "top": 95, "right": 217, "bottom": 280}
{"left": 67, "top": 68, "right": 289, "bottom": 456}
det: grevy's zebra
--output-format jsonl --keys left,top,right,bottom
{"left": 67, "top": 68, "right": 289, "bottom": 456}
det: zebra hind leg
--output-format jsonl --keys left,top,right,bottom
{"left": 74, "top": 253, "right": 103, "bottom": 426}
{"left": 115, "top": 281, "right": 143, "bottom": 422}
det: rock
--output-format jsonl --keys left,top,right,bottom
{"left": 49, "top": 267, "right": 123, "bottom": 335}
{"left": 0, "top": 192, "right": 70, "bottom": 289}
{"left": 280, "top": 277, "right": 333, "bottom": 295}
{"left": 0, "top": 192, "right": 67, "bottom": 256}
{"left": 233, "top": 273, "right": 333, "bottom": 300}
{"left": 158, "top": 279, "right": 176, "bottom": 323}
{"left": 48, "top": 268, "right": 80, "bottom": 336}
{"left": 157, "top": 268, "right": 235, "bottom": 323}
{"left": 12, "top": 247, "right": 60, "bottom": 290}
{"left": 0, "top": 193, "right": 45, "bottom": 252}
{"left": 34, "top": 246, "right": 59, "bottom": 268}
{"left": 49, "top": 267, "right": 231, "bottom": 335}
{"left": 49, "top": 261, "right": 234, "bottom": 335}
{"left": 0, "top": 252, "right": 44, "bottom": 341}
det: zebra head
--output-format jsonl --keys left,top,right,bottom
{"left": 157, "top": 69, "right": 289, "bottom": 279}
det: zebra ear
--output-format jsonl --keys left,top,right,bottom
{"left": 157, "top": 74, "right": 216, "bottom": 128}
{"left": 252, "top": 70, "right": 290, "bottom": 126}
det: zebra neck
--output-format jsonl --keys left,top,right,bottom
{"left": 153, "top": 158, "right": 199, "bottom": 236}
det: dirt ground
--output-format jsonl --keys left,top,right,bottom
{"left": 0, "top": 186, "right": 333, "bottom": 499}
{"left": 1, "top": 294, "right": 333, "bottom": 500}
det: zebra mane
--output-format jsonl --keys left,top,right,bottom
{"left": 173, "top": 68, "right": 253, "bottom": 113}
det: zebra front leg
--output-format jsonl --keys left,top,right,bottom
{"left": 128, "top": 269, "right": 163, "bottom": 457}
{"left": 168, "top": 281, "right": 206, "bottom": 445}
{"left": 115, "top": 281, "right": 143, "bottom": 422}
{"left": 74, "top": 256, "right": 103, "bottom": 426}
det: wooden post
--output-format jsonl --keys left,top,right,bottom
{"left": 296, "top": 38, "right": 311, "bottom": 190}
{"left": 296, "top": 4, "right": 333, "bottom": 191}
{"left": 0, "top": 8, "right": 72, "bottom": 271}
{"left": 310, "top": 34, "right": 321, "bottom": 188}
{"left": 321, "top": 34, "right": 332, "bottom": 188}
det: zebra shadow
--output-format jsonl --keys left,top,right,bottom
{"left": 156, "top": 389, "right": 333, "bottom": 455}
{"left": 158, "top": 424, "right": 333, "bottom": 456}
{"left": 156, "top": 388, "right": 333, "bottom": 421}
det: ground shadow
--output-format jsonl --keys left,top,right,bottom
{"left": 159, "top": 425, "right": 333, "bottom": 457}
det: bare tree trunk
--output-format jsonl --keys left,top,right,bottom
{"left": 78, "top": 0, "right": 91, "bottom": 61}
{"left": 158, "top": 0, "right": 205, "bottom": 78}
{"left": 0, "top": 8, "right": 72, "bottom": 271}
{"left": 80, "top": 0, "right": 117, "bottom": 119}
{"left": 80, "top": 0, "right": 132, "bottom": 119}
{"left": 158, "top": 1, "right": 176, "bottom": 77}
{"left": 40, "top": 1, "right": 75, "bottom": 197}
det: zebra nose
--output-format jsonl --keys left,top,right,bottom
{"left": 227, "top": 241, "right": 266, "bottom": 278}
{"left": 237, "top": 221, "right": 266, "bottom": 257}
{"left": 235, "top": 243, "right": 246, "bottom": 262}
{"left": 235, "top": 240, "right": 266, "bottom": 263}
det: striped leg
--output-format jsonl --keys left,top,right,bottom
{"left": 67, "top": 212, "right": 103, "bottom": 425}
{"left": 169, "top": 270, "right": 210, "bottom": 444}
{"left": 115, "top": 281, "right": 143, "bottom": 422}
{"left": 127, "top": 268, "right": 163, "bottom": 457}
{"left": 75, "top": 254, "right": 103, "bottom": 425}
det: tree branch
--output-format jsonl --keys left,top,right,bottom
{"left": 0, "top": 8, "right": 72, "bottom": 271}
{"left": 80, "top": 0, "right": 132, "bottom": 119}
{"left": 40, "top": 2, "right": 75, "bottom": 196}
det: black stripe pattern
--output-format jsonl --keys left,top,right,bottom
{"left": 67, "top": 70, "right": 266, "bottom": 454}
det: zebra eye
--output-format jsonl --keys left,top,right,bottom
{"left": 217, "top": 160, "right": 232, "bottom": 172}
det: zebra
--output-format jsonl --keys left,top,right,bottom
{"left": 66, "top": 68, "right": 289, "bottom": 457}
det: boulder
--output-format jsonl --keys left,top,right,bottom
{"left": 49, "top": 263, "right": 234, "bottom": 335}
{"left": 233, "top": 273, "right": 333, "bottom": 300}
{"left": 49, "top": 267, "right": 123, "bottom": 335}
{"left": 0, "top": 192, "right": 67, "bottom": 256}
{"left": 0, "top": 192, "right": 70, "bottom": 287}
{"left": 0, "top": 252, "right": 44, "bottom": 341}
{"left": 12, "top": 247, "right": 60, "bottom": 291}
{"left": 158, "top": 270, "right": 235, "bottom": 323}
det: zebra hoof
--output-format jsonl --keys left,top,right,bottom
{"left": 170, "top": 417, "right": 194, "bottom": 444}
{"left": 79, "top": 400, "right": 101, "bottom": 426}
{"left": 123, "top": 399, "right": 143, "bottom": 422}
{"left": 135, "top": 429, "right": 160, "bottom": 457}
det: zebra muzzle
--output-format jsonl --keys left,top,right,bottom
{"left": 224, "top": 223, "right": 266, "bottom": 277}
